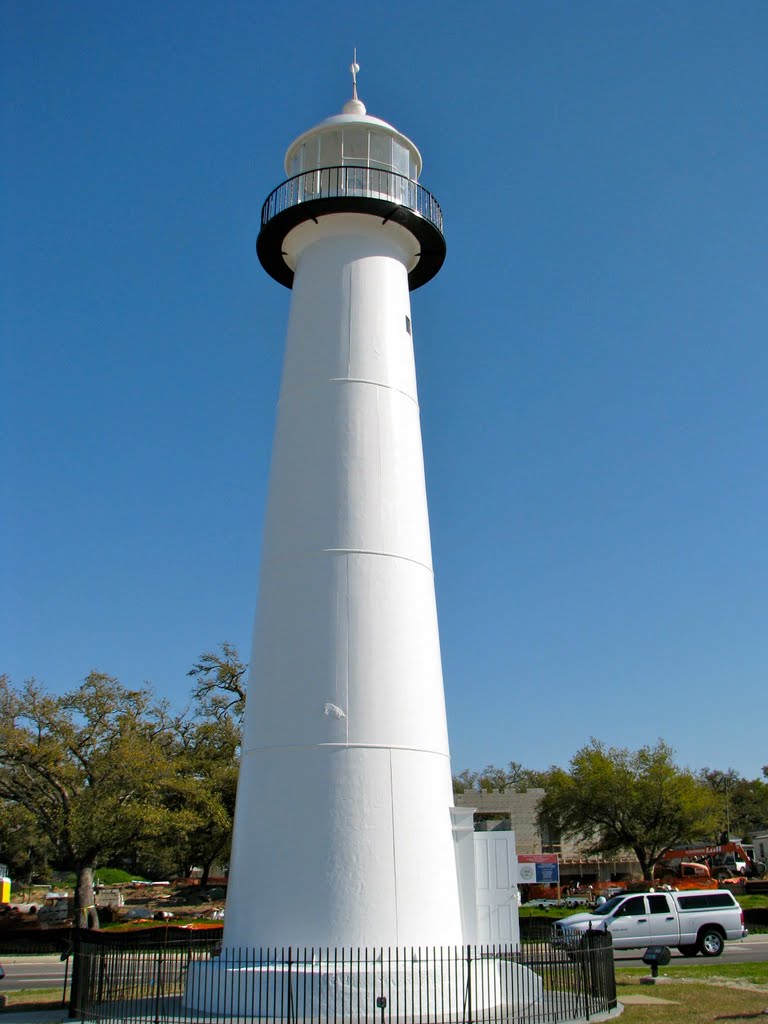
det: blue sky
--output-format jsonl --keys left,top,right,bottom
{"left": 3, "top": 1, "right": 766, "bottom": 781}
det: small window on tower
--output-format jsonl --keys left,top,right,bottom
{"left": 405, "top": 316, "right": 412, "bottom": 335}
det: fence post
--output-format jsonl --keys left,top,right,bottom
{"left": 464, "top": 946, "right": 473, "bottom": 1024}
{"left": 580, "top": 926, "right": 591, "bottom": 1021}
{"left": 287, "top": 945, "right": 294, "bottom": 1024}
{"left": 153, "top": 945, "right": 163, "bottom": 1024}
{"left": 585, "top": 929, "right": 616, "bottom": 1012}
{"left": 603, "top": 931, "right": 617, "bottom": 1009}
{"left": 60, "top": 941, "right": 72, "bottom": 1009}
{"left": 67, "top": 930, "right": 83, "bottom": 1019}
{"left": 96, "top": 945, "right": 107, "bottom": 1005}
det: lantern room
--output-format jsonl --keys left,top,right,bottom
{"left": 257, "top": 71, "right": 444, "bottom": 292}
{"left": 284, "top": 108, "right": 422, "bottom": 182}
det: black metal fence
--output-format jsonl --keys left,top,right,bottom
{"left": 0, "top": 926, "right": 73, "bottom": 956}
{"left": 72, "top": 932, "right": 616, "bottom": 1023}
{"left": 261, "top": 166, "right": 444, "bottom": 237}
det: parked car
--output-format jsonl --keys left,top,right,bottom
{"left": 552, "top": 888, "right": 746, "bottom": 957}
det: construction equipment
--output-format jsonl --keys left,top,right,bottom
{"left": 655, "top": 842, "right": 767, "bottom": 882}
{"left": 652, "top": 859, "right": 718, "bottom": 887}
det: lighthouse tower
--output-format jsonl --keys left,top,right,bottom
{"left": 224, "top": 62, "right": 461, "bottom": 951}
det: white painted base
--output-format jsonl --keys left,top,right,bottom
{"left": 184, "top": 955, "right": 543, "bottom": 1019}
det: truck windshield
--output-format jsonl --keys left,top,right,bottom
{"left": 592, "top": 896, "right": 626, "bottom": 916}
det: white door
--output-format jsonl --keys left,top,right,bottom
{"left": 473, "top": 832, "right": 520, "bottom": 945}
{"left": 646, "top": 893, "right": 679, "bottom": 944}
{"left": 607, "top": 894, "right": 652, "bottom": 948}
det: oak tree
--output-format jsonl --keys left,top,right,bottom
{"left": 0, "top": 673, "right": 178, "bottom": 927}
{"left": 537, "top": 739, "right": 720, "bottom": 879}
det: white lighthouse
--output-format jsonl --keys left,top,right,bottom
{"left": 223, "top": 62, "right": 462, "bottom": 952}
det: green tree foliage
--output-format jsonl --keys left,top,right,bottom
{"left": 452, "top": 768, "right": 480, "bottom": 793}
{"left": 453, "top": 761, "right": 546, "bottom": 794}
{"left": 165, "top": 713, "right": 240, "bottom": 885}
{"left": 0, "top": 800, "right": 53, "bottom": 884}
{"left": 537, "top": 739, "right": 721, "bottom": 879}
{"left": 701, "top": 768, "right": 768, "bottom": 839}
{"left": 150, "top": 643, "right": 245, "bottom": 884}
{"left": 186, "top": 642, "right": 247, "bottom": 724}
{"left": 0, "top": 673, "right": 179, "bottom": 926}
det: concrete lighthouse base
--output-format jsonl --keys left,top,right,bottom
{"left": 183, "top": 950, "right": 544, "bottom": 1020}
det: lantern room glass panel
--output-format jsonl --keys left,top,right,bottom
{"left": 320, "top": 131, "right": 342, "bottom": 168}
{"left": 302, "top": 137, "right": 320, "bottom": 172}
{"left": 342, "top": 129, "right": 368, "bottom": 167}
{"left": 392, "top": 141, "right": 409, "bottom": 176}
{"left": 370, "top": 133, "right": 392, "bottom": 170}
{"left": 300, "top": 137, "right": 321, "bottom": 199}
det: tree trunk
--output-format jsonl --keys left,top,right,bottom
{"left": 74, "top": 864, "right": 99, "bottom": 930}
{"left": 633, "top": 848, "right": 653, "bottom": 880}
{"left": 200, "top": 860, "right": 213, "bottom": 887}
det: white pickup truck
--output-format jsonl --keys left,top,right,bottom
{"left": 553, "top": 889, "right": 746, "bottom": 957}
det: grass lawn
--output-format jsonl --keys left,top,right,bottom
{"left": 0, "top": 987, "right": 66, "bottom": 1013}
{"left": 619, "top": 962, "right": 768, "bottom": 984}
{"left": 616, "top": 963, "right": 768, "bottom": 1023}
{"left": 740, "top": 894, "right": 768, "bottom": 915}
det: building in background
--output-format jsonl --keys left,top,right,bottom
{"left": 454, "top": 788, "right": 640, "bottom": 885}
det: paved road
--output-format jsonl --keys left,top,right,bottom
{"left": 0, "top": 956, "right": 70, "bottom": 993}
{"left": 614, "top": 932, "right": 768, "bottom": 966}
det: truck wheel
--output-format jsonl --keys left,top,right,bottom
{"left": 698, "top": 929, "right": 724, "bottom": 957}
{"left": 678, "top": 945, "right": 698, "bottom": 957}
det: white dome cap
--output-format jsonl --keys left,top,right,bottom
{"left": 342, "top": 97, "right": 367, "bottom": 115}
{"left": 283, "top": 56, "right": 423, "bottom": 178}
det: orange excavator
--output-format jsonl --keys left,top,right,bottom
{"left": 652, "top": 859, "right": 716, "bottom": 888}
{"left": 654, "top": 842, "right": 766, "bottom": 884}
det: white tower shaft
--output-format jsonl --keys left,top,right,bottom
{"left": 224, "top": 213, "right": 461, "bottom": 949}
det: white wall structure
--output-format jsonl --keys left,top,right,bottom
{"left": 223, "top": 75, "right": 462, "bottom": 952}
{"left": 473, "top": 831, "right": 521, "bottom": 946}
{"left": 451, "top": 806, "right": 480, "bottom": 945}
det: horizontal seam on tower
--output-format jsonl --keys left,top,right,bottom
{"left": 242, "top": 743, "right": 451, "bottom": 757}
{"left": 260, "top": 548, "right": 434, "bottom": 574}
{"left": 278, "top": 377, "right": 419, "bottom": 409}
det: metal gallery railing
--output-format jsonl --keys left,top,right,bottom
{"left": 71, "top": 931, "right": 616, "bottom": 1023}
{"left": 261, "top": 166, "right": 444, "bottom": 237}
